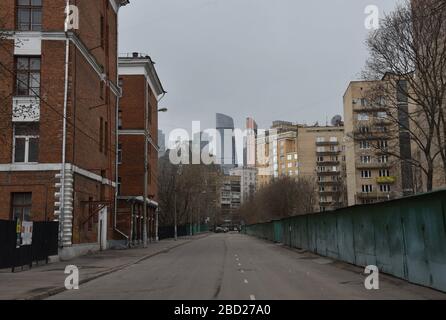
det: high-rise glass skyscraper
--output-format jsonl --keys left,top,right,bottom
{"left": 216, "top": 113, "right": 236, "bottom": 174}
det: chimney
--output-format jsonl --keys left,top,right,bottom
{"left": 132, "top": 52, "right": 139, "bottom": 58}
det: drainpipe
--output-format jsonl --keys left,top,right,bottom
{"left": 142, "top": 78, "right": 148, "bottom": 248}
{"left": 113, "top": 8, "right": 129, "bottom": 245}
{"left": 60, "top": 0, "right": 71, "bottom": 247}
{"left": 114, "top": 94, "right": 129, "bottom": 245}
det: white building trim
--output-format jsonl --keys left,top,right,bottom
{"left": 0, "top": 163, "right": 116, "bottom": 187}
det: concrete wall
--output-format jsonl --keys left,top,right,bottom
{"left": 244, "top": 190, "right": 446, "bottom": 292}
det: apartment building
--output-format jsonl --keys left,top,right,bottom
{"left": 255, "top": 121, "right": 346, "bottom": 212}
{"left": 343, "top": 80, "right": 413, "bottom": 206}
{"left": 229, "top": 166, "right": 257, "bottom": 204}
{"left": 218, "top": 175, "right": 241, "bottom": 225}
{"left": 116, "top": 53, "right": 165, "bottom": 246}
{"left": 255, "top": 121, "right": 299, "bottom": 187}
{"left": 0, "top": 0, "right": 129, "bottom": 258}
{"left": 297, "top": 125, "right": 346, "bottom": 212}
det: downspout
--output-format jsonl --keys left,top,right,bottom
{"left": 60, "top": 0, "right": 71, "bottom": 247}
{"left": 114, "top": 6, "right": 129, "bottom": 245}
{"left": 143, "top": 80, "right": 149, "bottom": 247}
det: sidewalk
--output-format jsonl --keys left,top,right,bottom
{"left": 0, "top": 234, "right": 209, "bottom": 300}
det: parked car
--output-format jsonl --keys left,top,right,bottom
{"left": 215, "top": 227, "right": 225, "bottom": 233}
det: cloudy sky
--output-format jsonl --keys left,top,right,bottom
{"left": 119, "top": 0, "right": 399, "bottom": 136}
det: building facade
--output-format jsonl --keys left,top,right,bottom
{"left": 217, "top": 174, "right": 241, "bottom": 226}
{"left": 0, "top": 0, "right": 129, "bottom": 258}
{"left": 296, "top": 125, "right": 346, "bottom": 212}
{"left": 229, "top": 166, "right": 257, "bottom": 204}
{"left": 216, "top": 113, "right": 237, "bottom": 174}
{"left": 343, "top": 80, "right": 411, "bottom": 206}
{"left": 117, "top": 53, "right": 165, "bottom": 246}
{"left": 255, "top": 121, "right": 346, "bottom": 212}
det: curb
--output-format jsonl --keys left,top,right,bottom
{"left": 22, "top": 234, "right": 210, "bottom": 300}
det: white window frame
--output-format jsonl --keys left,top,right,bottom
{"left": 13, "top": 125, "right": 39, "bottom": 164}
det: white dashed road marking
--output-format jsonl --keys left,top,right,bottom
{"left": 244, "top": 279, "right": 249, "bottom": 284}
{"left": 250, "top": 295, "right": 256, "bottom": 301}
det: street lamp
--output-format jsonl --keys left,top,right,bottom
{"left": 158, "top": 108, "right": 168, "bottom": 113}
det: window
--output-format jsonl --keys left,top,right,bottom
{"left": 14, "top": 123, "right": 39, "bottom": 163}
{"left": 316, "top": 137, "right": 325, "bottom": 143}
{"left": 359, "top": 126, "right": 370, "bottom": 133}
{"left": 17, "top": 0, "right": 42, "bottom": 31}
{"left": 377, "top": 112, "right": 387, "bottom": 119}
{"left": 99, "top": 117, "right": 104, "bottom": 153}
{"left": 118, "top": 109, "right": 123, "bottom": 130}
{"left": 317, "top": 146, "right": 325, "bottom": 152}
{"left": 15, "top": 56, "right": 41, "bottom": 96}
{"left": 100, "top": 81, "right": 105, "bottom": 100}
{"left": 362, "top": 185, "right": 373, "bottom": 193}
{"left": 361, "top": 98, "right": 368, "bottom": 107}
{"left": 360, "top": 156, "right": 371, "bottom": 163}
{"left": 378, "top": 140, "right": 388, "bottom": 149}
{"left": 378, "top": 155, "right": 389, "bottom": 163}
{"left": 318, "top": 166, "right": 327, "bottom": 173}
{"left": 100, "top": 15, "right": 105, "bottom": 48}
{"left": 358, "top": 113, "right": 369, "bottom": 121}
{"left": 330, "top": 146, "right": 338, "bottom": 152}
{"left": 359, "top": 141, "right": 370, "bottom": 149}
{"left": 104, "top": 121, "right": 109, "bottom": 155}
{"left": 12, "top": 192, "right": 32, "bottom": 222}
{"left": 287, "top": 154, "right": 292, "bottom": 161}
{"left": 294, "top": 154, "right": 298, "bottom": 160}
{"left": 330, "top": 137, "right": 338, "bottom": 142}
{"left": 379, "top": 169, "right": 390, "bottom": 177}
{"left": 380, "top": 185, "right": 391, "bottom": 192}
{"left": 317, "top": 156, "right": 324, "bottom": 162}
{"left": 288, "top": 163, "right": 293, "bottom": 168}
{"left": 118, "top": 144, "right": 123, "bottom": 164}
{"left": 361, "top": 170, "right": 372, "bottom": 178}
{"left": 117, "top": 177, "right": 122, "bottom": 195}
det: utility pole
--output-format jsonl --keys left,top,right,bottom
{"left": 174, "top": 192, "right": 178, "bottom": 241}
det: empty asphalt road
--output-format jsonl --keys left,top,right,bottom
{"left": 51, "top": 233, "right": 446, "bottom": 300}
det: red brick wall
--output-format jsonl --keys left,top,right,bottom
{"left": 0, "top": 171, "right": 57, "bottom": 221}
{"left": 0, "top": 0, "right": 121, "bottom": 246}
{"left": 118, "top": 73, "right": 159, "bottom": 202}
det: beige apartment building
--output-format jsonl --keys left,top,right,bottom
{"left": 297, "top": 126, "right": 346, "bottom": 212}
{"left": 255, "top": 121, "right": 346, "bottom": 212}
{"left": 343, "top": 80, "right": 414, "bottom": 206}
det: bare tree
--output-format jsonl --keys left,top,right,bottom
{"left": 239, "top": 176, "right": 317, "bottom": 225}
{"left": 362, "top": 0, "right": 446, "bottom": 191}
{"left": 157, "top": 151, "right": 221, "bottom": 228}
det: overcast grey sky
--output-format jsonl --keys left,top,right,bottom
{"left": 119, "top": 0, "right": 399, "bottom": 134}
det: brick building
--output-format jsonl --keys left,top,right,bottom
{"left": 0, "top": 0, "right": 129, "bottom": 259}
{"left": 116, "top": 53, "right": 165, "bottom": 246}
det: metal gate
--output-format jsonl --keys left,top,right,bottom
{"left": 0, "top": 220, "right": 59, "bottom": 272}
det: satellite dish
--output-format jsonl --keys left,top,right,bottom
{"left": 331, "top": 115, "right": 343, "bottom": 127}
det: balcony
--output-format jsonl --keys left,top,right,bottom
{"left": 316, "top": 150, "right": 341, "bottom": 157}
{"left": 357, "top": 192, "right": 391, "bottom": 200}
{"left": 376, "top": 176, "right": 396, "bottom": 184}
{"left": 318, "top": 181, "right": 341, "bottom": 186}
{"left": 353, "top": 105, "right": 387, "bottom": 113}
{"left": 319, "top": 191, "right": 339, "bottom": 196}
{"left": 316, "top": 141, "right": 339, "bottom": 147}
{"left": 353, "top": 131, "right": 389, "bottom": 140}
{"left": 372, "top": 118, "right": 393, "bottom": 126}
{"left": 356, "top": 162, "right": 391, "bottom": 169}
{"left": 12, "top": 96, "right": 40, "bottom": 122}
{"left": 317, "top": 171, "right": 341, "bottom": 176}
{"left": 317, "top": 160, "right": 340, "bottom": 166}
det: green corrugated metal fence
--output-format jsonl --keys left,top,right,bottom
{"left": 243, "top": 190, "right": 446, "bottom": 292}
